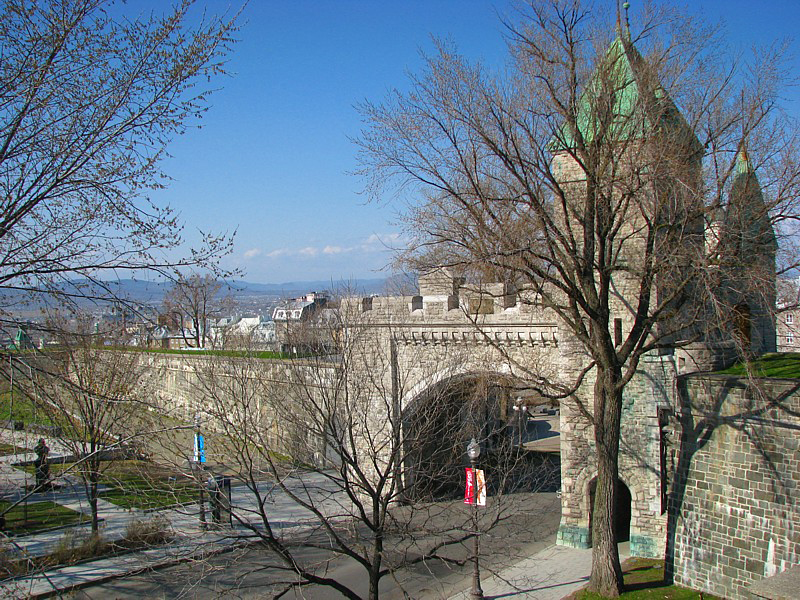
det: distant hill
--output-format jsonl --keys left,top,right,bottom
{"left": 224, "top": 279, "right": 389, "bottom": 297}
{"left": 0, "top": 277, "right": 390, "bottom": 308}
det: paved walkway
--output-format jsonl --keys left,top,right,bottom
{"left": 1, "top": 436, "right": 597, "bottom": 599}
{"left": 448, "top": 544, "right": 595, "bottom": 600}
{"left": 0, "top": 429, "right": 75, "bottom": 496}
{"left": 0, "top": 463, "right": 355, "bottom": 599}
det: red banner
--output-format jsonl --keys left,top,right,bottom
{"left": 465, "top": 467, "right": 486, "bottom": 506}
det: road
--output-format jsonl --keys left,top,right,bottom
{"left": 68, "top": 492, "right": 562, "bottom": 599}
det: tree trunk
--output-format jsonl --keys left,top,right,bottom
{"left": 369, "top": 531, "right": 383, "bottom": 600}
{"left": 589, "top": 364, "right": 624, "bottom": 597}
{"left": 89, "top": 471, "right": 100, "bottom": 534}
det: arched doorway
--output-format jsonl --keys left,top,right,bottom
{"left": 402, "top": 374, "right": 561, "bottom": 501}
{"left": 733, "top": 302, "right": 752, "bottom": 351}
{"left": 588, "top": 477, "right": 632, "bottom": 543}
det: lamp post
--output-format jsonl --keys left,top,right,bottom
{"left": 9, "top": 353, "right": 13, "bottom": 427}
{"left": 513, "top": 400, "right": 528, "bottom": 447}
{"left": 467, "top": 437, "right": 483, "bottom": 600}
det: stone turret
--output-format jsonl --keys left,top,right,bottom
{"left": 418, "top": 268, "right": 465, "bottom": 296}
{"left": 719, "top": 144, "right": 777, "bottom": 354}
{"left": 548, "top": 28, "right": 706, "bottom": 557}
{"left": 725, "top": 145, "right": 776, "bottom": 263}
{"left": 549, "top": 28, "right": 705, "bottom": 353}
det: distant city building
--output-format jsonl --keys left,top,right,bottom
{"left": 272, "top": 292, "right": 328, "bottom": 323}
{"left": 210, "top": 315, "right": 276, "bottom": 349}
{"left": 145, "top": 325, "right": 184, "bottom": 349}
{"left": 777, "top": 277, "right": 800, "bottom": 352}
{"left": 272, "top": 292, "right": 331, "bottom": 354}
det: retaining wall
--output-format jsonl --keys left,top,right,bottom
{"left": 671, "top": 375, "right": 800, "bottom": 599}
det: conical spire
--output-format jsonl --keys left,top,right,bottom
{"left": 727, "top": 140, "right": 776, "bottom": 253}
{"left": 550, "top": 16, "right": 699, "bottom": 153}
{"left": 731, "top": 142, "right": 760, "bottom": 201}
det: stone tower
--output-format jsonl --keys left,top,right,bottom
{"left": 553, "top": 24, "right": 777, "bottom": 558}
{"left": 552, "top": 27, "right": 707, "bottom": 557}
{"left": 720, "top": 145, "right": 777, "bottom": 355}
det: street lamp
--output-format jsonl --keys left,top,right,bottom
{"left": 513, "top": 400, "right": 528, "bottom": 447}
{"left": 467, "top": 437, "right": 483, "bottom": 600}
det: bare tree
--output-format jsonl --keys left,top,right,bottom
{"left": 356, "top": 1, "right": 798, "bottom": 595}
{"left": 0, "top": 0, "right": 239, "bottom": 318}
{"left": 14, "top": 319, "right": 156, "bottom": 533}
{"left": 163, "top": 272, "right": 230, "bottom": 348}
{"left": 188, "top": 294, "right": 558, "bottom": 599}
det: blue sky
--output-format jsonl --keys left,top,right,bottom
{"left": 152, "top": 1, "right": 800, "bottom": 284}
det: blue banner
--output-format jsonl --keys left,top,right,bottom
{"left": 194, "top": 433, "right": 206, "bottom": 463}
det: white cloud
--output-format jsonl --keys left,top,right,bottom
{"left": 363, "top": 232, "right": 404, "bottom": 250}
{"left": 323, "top": 245, "right": 351, "bottom": 254}
{"left": 253, "top": 235, "right": 400, "bottom": 265}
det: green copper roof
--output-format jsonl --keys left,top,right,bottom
{"left": 728, "top": 142, "right": 776, "bottom": 251}
{"left": 734, "top": 145, "right": 754, "bottom": 177}
{"left": 731, "top": 143, "right": 765, "bottom": 207}
{"left": 552, "top": 34, "right": 700, "bottom": 152}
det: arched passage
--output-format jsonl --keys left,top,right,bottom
{"left": 402, "top": 373, "right": 561, "bottom": 501}
{"left": 589, "top": 477, "right": 632, "bottom": 543}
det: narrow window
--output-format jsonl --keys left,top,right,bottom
{"left": 411, "top": 296, "right": 423, "bottom": 311}
{"left": 733, "top": 303, "right": 752, "bottom": 349}
{"left": 614, "top": 318, "right": 623, "bottom": 347}
{"left": 658, "top": 408, "right": 671, "bottom": 514}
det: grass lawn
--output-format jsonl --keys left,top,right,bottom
{"left": 0, "top": 390, "right": 55, "bottom": 426}
{"left": 97, "top": 460, "right": 198, "bottom": 509}
{"left": 96, "top": 461, "right": 197, "bottom": 509}
{"left": 717, "top": 352, "right": 800, "bottom": 378}
{"left": 23, "top": 460, "right": 199, "bottom": 510}
{"left": 0, "top": 442, "right": 27, "bottom": 456}
{"left": 105, "top": 346, "right": 303, "bottom": 360}
{"left": 100, "top": 479, "right": 198, "bottom": 510}
{"left": 0, "top": 500, "right": 89, "bottom": 535}
{"left": 573, "top": 559, "right": 720, "bottom": 600}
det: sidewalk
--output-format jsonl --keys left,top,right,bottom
{"left": 1, "top": 528, "right": 238, "bottom": 600}
{"left": 2, "top": 450, "right": 598, "bottom": 600}
{"left": 448, "top": 544, "right": 594, "bottom": 600}
{"left": 0, "top": 472, "right": 352, "bottom": 599}
{"left": 0, "top": 429, "right": 75, "bottom": 496}
{"left": 3, "top": 535, "right": 597, "bottom": 600}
